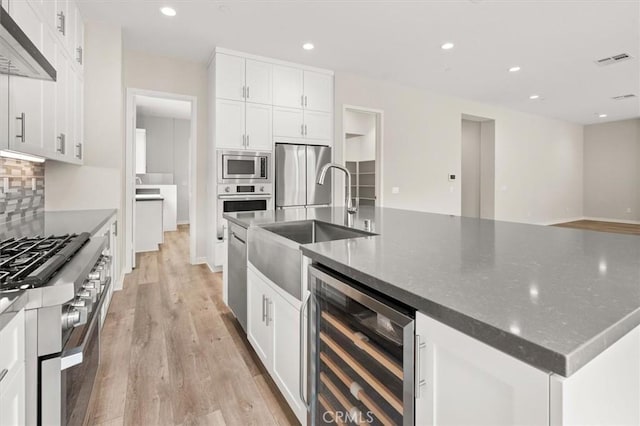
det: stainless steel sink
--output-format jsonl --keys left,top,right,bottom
{"left": 248, "top": 220, "right": 374, "bottom": 300}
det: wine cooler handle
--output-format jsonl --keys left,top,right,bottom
{"left": 415, "top": 334, "right": 427, "bottom": 399}
{"left": 299, "top": 292, "right": 312, "bottom": 410}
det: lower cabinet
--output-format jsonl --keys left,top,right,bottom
{"left": 0, "top": 309, "right": 26, "bottom": 426}
{"left": 247, "top": 265, "right": 305, "bottom": 423}
{"left": 415, "top": 312, "right": 549, "bottom": 426}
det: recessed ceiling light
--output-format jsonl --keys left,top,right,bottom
{"left": 302, "top": 42, "right": 314, "bottom": 51}
{"left": 529, "top": 94, "right": 540, "bottom": 100}
{"left": 441, "top": 42, "right": 455, "bottom": 50}
{"left": 160, "top": 7, "right": 176, "bottom": 16}
{"left": 509, "top": 66, "right": 521, "bottom": 72}
{"left": 598, "top": 113, "right": 608, "bottom": 118}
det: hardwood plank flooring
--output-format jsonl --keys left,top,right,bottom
{"left": 85, "top": 227, "right": 299, "bottom": 426}
{"left": 554, "top": 219, "right": 640, "bottom": 236}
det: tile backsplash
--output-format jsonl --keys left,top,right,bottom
{"left": 0, "top": 158, "right": 45, "bottom": 224}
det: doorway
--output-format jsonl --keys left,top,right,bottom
{"left": 342, "top": 106, "right": 384, "bottom": 207}
{"left": 125, "top": 89, "right": 198, "bottom": 271}
{"left": 461, "top": 114, "right": 495, "bottom": 219}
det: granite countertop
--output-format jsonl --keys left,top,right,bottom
{"left": 0, "top": 291, "right": 28, "bottom": 329}
{"left": 224, "top": 207, "right": 640, "bottom": 377}
{"left": 0, "top": 209, "right": 117, "bottom": 240}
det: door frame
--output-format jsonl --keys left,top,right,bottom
{"left": 124, "top": 88, "right": 198, "bottom": 272}
{"left": 341, "top": 105, "right": 384, "bottom": 207}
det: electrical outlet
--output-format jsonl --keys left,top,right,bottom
{"left": 448, "top": 174, "right": 456, "bottom": 181}
{"left": 391, "top": 187, "right": 400, "bottom": 194}
{"left": 626, "top": 207, "right": 632, "bottom": 214}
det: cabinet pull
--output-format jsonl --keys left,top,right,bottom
{"left": 299, "top": 293, "right": 312, "bottom": 410}
{"left": 266, "top": 298, "right": 273, "bottom": 326}
{"left": 76, "top": 47, "right": 83, "bottom": 65}
{"left": 242, "top": 86, "right": 246, "bottom": 99}
{"left": 304, "top": 124, "right": 308, "bottom": 136}
{"left": 301, "top": 94, "right": 305, "bottom": 107}
{"left": 57, "top": 11, "right": 66, "bottom": 35}
{"left": 262, "top": 295, "right": 267, "bottom": 323}
{"left": 304, "top": 95, "right": 308, "bottom": 107}
{"left": 76, "top": 143, "right": 82, "bottom": 159}
{"left": 246, "top": 134, "right": 250, "bottom": 147}
{"left": 246, "top": 86, "right": 250, "bottom": 99}
{"left": 415, "top": 334, "right": 427, "bottom": 399}
{"left": 242, "top": 134, "right": 246, "bottom": 148}
{"left": 0, "top": 368, "right": 7, "bottom": 383}
{"left": 300, "top": 124, "right": 304, "bottom": 136}
{"left": 16, "top": 113, "right": 25, "bottom": 142}
{"left": 57, "top": 133, "right": 66, "bottom": 154}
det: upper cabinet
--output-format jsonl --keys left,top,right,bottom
{"left": 3, "top": 0, "right": 85, "bottom": 164}
{"left": 213, "top": 48, "right": 334, "bottom": 152}
{"left": 273, "top": 65, "right": 333, "bottom": 113}
{"left": 215, "top": 53, "right": 272, "bottom": 105}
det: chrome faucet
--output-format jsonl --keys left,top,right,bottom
{"left": 317, "top": 163, "right": 358, "bottom": 214}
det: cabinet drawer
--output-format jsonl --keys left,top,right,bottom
{"left": 0, "top": 310, "right": 26, "bottom": 381}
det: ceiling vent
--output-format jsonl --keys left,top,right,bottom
{"left": 595, "top": 53, "right": 632, "bottom": 66}
{"left": 611, "top": 94, "right": 637, "bottom": 100}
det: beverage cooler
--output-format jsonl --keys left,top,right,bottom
{"left": 304, "top": 265, "right": 415, "bottom": 426}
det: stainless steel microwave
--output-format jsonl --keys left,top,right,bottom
{"left": 218, "top": 150, "right": 271, "bottom": 183}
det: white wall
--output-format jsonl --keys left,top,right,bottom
{"left": 480, "top": 120, "right": 495, "bottom": 220}
{"left": 334, "top": 71, "right": 584, "bottom": 224}
{"left": 137, "top": 115, "right": 191, "bottom": 224}
{"left": 345, "top": 110, "right": 376, "bottom": 162}
{"left": 461, "top": 120, "right": 481, "bottom": 218}
{"left": 123, "top": 50, "right": 208, "bottom": 261}
{"left": 45, "top": 21, "right": 125, "bottom": 279}
{"left": 584, "top": 118, "right": 640, "bottom": 222}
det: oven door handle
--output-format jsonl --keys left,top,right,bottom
{"left": 60, "top": 278, "right": 110, "bottom": 370}
{"left": 217, "top": 194, "right": 271, "bottom": 200}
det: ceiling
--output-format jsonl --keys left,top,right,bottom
{"left": 136, "top": 95, "right": 191, "bottom": 119}
{"left": 80, "top": 0, "right": 640, "bottom": 125}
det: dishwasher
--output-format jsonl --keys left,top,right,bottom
{"left": 228, "top": 222, "right": 248, "bottom": 332}
{"left": 302, "top": 264, "right": 416, "bottom": 425}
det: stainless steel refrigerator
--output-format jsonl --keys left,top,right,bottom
{"left": 275, "top": 143, "right": 332, "bottom": 208}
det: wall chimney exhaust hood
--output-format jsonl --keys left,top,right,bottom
{"left": 0, "top": 6, "right": 56, "bottom": 81}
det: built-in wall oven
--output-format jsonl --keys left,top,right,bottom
{"left": 218, "top": 150, "right": 270, "bottom": 183}
{"left": 303, "top": 265, "right": 415, "bottom": 426}
{"left": 217, "top": 150, "right": 272, "bottom": 240}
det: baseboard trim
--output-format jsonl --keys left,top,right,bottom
{"left": 194, "top": 256, "right": 208, "bottom": 265}
{"left": 113, "top": 271, "right": 126, "bottom": 291}
{"left": 177, "top": 221, "right": 190, "bottom": 226}
{"left": 583, "top": 216, "right": 640, "bottom": 225}
{"left": 539, "top": 216, "right": 585, "bottom": 226}
{"left": 205, "top": 261, "right": 223, "bottom": 273}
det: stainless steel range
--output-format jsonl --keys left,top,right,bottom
{"left": 0, "top": 232, "right": 112, "bottom": 426}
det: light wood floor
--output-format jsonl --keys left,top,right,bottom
{"left": 554, "top": 220, "right": 640, "bottom": 236}
{"left": 84, "top": 226, "right": 299, "bottom": 426}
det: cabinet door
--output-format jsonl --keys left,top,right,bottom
{"left": 303, "top": 71, "right": 333, "bottom": 113}
{"left": 55, "top": 50, "right": 69, "bottom": 158}
{"left": 215, "top": 53, "right": 246, "bottom": 102}
{"left": 303, "top": 110, "right": 332, "bottom": 143}
{"left": 42, "top": 29, "right": 57, "bottom": 157}
{"left": 66, "top": 64, "right": 77, "bottom": 161}
{"left": 273, "top": 107, "right": 304, "bottom": 139}
{"left": 273, "top": 65, "right": 304, "bottom": 109}
{"left": 415, "top": 313, "right": 549, "bottom": 426}
{"left": 247, "top": 269, "right": 272, "bottom": 365}
{"left": 0, "top": 364, "right": 25, "bottom": 426}
{"left": 8, "top": 0, "right": 45, "bottom": 156}
{"left": 54, "top": 0, "right": 68, "bottom": 45}
{"left": 245, "top": 103, "right": 272, "bottom": 151}
{"left": 272, "top": 293, "right": 305, "bottom": 422}
{"left": 245, "top": 60, "right": 272, "bottom": 105}
{"left": 73, "top": 7, "right": 84, "bottom": 72}
{"left": 66, "top": 1, "right": 77, "bottom": 54}
{"left": 0, "top": 73, "right": 7, "bottom": 151}
{"left": 215, "top": 99, "right": 246, "bottom": 150}
{"left": 72, "top": 74, "right": 83, "bottom": 163}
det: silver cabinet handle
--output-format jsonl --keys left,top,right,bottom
{"left": 76, "top": 47, "right": 83, "bottom": 65}
{"left": 246, "top": 86, "right": 250, "bottom": 99}
{"left": 304, "top": 95, "right": 308, "bottom": 107}
{"left": 242, "top": 86, "right": 246, "bottom": 99}
{"left": 246, "top": 134, "right": 249, "bottom": 147}
{"left": 57, "top": 11, "right": 66, "bottom": 35}
{"left": 262, "top": 295, "right": 267, "bottom": 323}
{"left": 0, "top": 368, "right": 8, "bottom": 383}
{"left": 57, "top": 133, "right": 66, "bottom": 154}
{"left": 266, "top": 298, "right": 273, "bottom": 326}
{"left": 299, "top": 293, "right": 312, "bottom": 410}
{"left": 76, "top": 143, "right": 82, "bottom": 159}
{"left": 242, "top": 134, "right": 246, "bottom": 148}
{"left": 16, "top": 113, "right": 25, "bottom": 142}
{"left": 415, "top": 334, "right": 427, "bottom": 399}
{"left": 304, "top": 124, "right": 308, "bottom": 136}
{"left": 301, "top": 124, "right": 304, "bottom": 136}
{"left": 301, "top": 95, "right": 305, "bottom": 107}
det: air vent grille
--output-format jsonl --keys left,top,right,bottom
{"left": 595, "top": 53, "right": 633, "bottom": 66}
{"left": 612, "top": 94, "right": 637, "bottom": 100}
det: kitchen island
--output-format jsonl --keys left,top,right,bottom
{"left": 225, "top": 206, "right": 640, "bottom": 425}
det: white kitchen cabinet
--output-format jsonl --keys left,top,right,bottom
{"left": 53, "top": 0, "right": 69, "bottom": 50}
{"left": 54, "top": 49, "right": 70, "bottom": 159}
{"left": 69, "top": 73, "right": 83, "bottom": 163}
{"left": 245, "top": 103, "right": 272, "bottom": 151}
{"left": 215, "top": 99, "right": 246, "bottom": 150}
{"left": 415, "top": 312, "right": 549, "bottom": 426}
{"left": 303, "top": 71, "right": 333, "bottom": 113}
{"left": 0, "top": 309, "right": 26, "bottom": 426}
{"left": 273, "top": 65, "right": 304, "bottom": 109}
{"left": 216, "top": 54, "right": 272, "bottom": 105}
{"left": 41, "top": 29, "right": 57, "bottom": 157}
{"left": 303, "top": 110, "right": 332, "bottom": 143}
{"left": 246, "top": 265, "right": 305, "bottom": 424}
{"left": 73, "top": 8, "right": 84, "bottom": 72}
{"left": 0, "top": 74, "right": 8, "bottom": 151}
{"left": 273, "top": 107, "right": 304, "bottom": 139}
{"left": 247, "top": 268, "right": 272, "bottom": 363}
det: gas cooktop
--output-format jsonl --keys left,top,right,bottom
{"left": 0, "top": 233, "right": 91, "bottom": 291}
